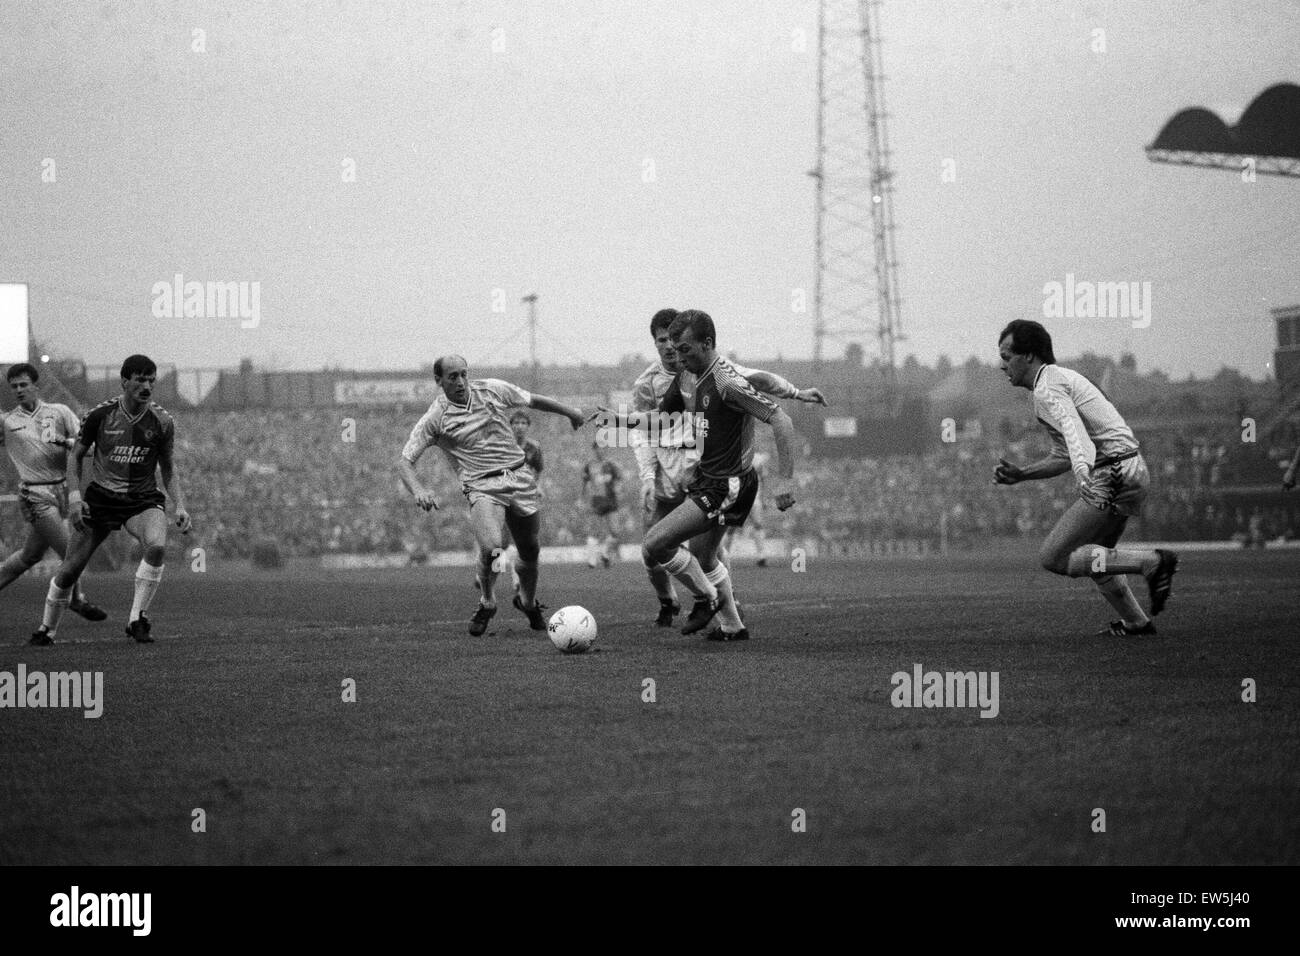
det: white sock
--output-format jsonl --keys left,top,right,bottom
{"left": 1096, "top": 575, "right": 1148, "bottom": 626}
{"left": 42, "top": 580, "right": 73, "bottom": 635}
{"left": 130, "top": 561, "right": 164, "bottom": 623}
{"left": 660, "top": 548, "right": 717, "bottom": 603}
{"left": 705, "top": 563, "right": 743, "bottom": 631}
{"left": 643, "top": 554, "right": 678, "bottom": 603}
{"left": 1067, "top": 546, "right": 1155, "bottom": 578}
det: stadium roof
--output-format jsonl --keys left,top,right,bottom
{"left": 1146, "top": 82, "right": 1300, "bottom": 177}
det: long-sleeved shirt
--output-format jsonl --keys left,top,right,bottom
{"left": 1032, "top": 364, "right": 1139, "bottom": 482}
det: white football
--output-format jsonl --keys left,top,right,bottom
{"left": 547, "top": 605, "right": 597, "bottom": 654}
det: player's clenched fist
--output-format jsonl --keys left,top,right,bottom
{"left": 414, "top": 489, "right": 440, "bottom": 512}
{"left": 774, "top": 483, "right": 796, "bottom": 512}
{"left": 993, "top": 457, "right": 1024, "bottom": 485}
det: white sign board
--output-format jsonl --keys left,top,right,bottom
{"left": 823, "top": 416, "right": 858, "bottom": 438}
{"left": 334, "top": 379, "right": 440, "bottom": 405}
{"left": 0, "top": 284, "right": 29, "bottom": 364}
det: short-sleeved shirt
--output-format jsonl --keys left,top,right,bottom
{"left": 0, "top": 401, "right": 81, "bottom": 484}
{"left": 79, "top": 398, "right": 176, "bottom": 496}
{"left": 663, "top": 357, "right": 779, "bottom": 479}
{"left": 1031, "top": 365, "right": 1139, "bottom": 482}
{"left": 401, "top": 379, "right": 534, "bottom": 483}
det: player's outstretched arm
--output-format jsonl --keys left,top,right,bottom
{"left": 993, "top": 455, "right": 1072, "bottom": 485}
{"left": 158, "top": 443, "right": 192, "bottom": 534}
{"left": 529, "top": 394, "right": 587, "bottom": 430}
{"left": 768, "top": 407, "right": 798, "bottom": 511}
{"left": 396, "top": 457, "right": 439, "bottom": 512}
{"left": 740, "top": 368, "right": 830, "bottom": 407}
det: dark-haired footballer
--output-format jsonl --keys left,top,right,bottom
{"left": 629, "top": 307, "right": 826, "bottom": 627}
{"left": 613, "top": 310, "right": 800, "bottom": 642}
{"left": 30, "top": 355, "right": 191, "bottom": 645}
{"left": 993, "top": 320, "right": 1178, "bottom": 636}
{"left": 397, "top": 354, "right": 591, "bottom": 636}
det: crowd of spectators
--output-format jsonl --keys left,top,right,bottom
{"left": 3, "top": 407, "right": 1297, "bottom": 560}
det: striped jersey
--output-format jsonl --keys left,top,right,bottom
{"left": 629, "top": 358, "right": 794, "bottom": 482}
{"left": 662, "top": 357, "right": 779, "bottom": 478}
{"left": 79, "top": 398, "right": 176, "bottom": 496}
{"left": 402, "top": 379, "right": 534, "bottom": 483}
{"left": 0, "top": 401, "right": 81, "bottom": 484}
{"left": 1032, "top": 364, "right": 1139, "bottom": 481}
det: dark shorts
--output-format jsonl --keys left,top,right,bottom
{"left": 84, "top": 483, "right": 166, "bottom": 531}
{"left": 687, "top": 468, "right": 759, "bottom": 528}
{"left": 591, "top": 497, "right": 618, "bottom": 517}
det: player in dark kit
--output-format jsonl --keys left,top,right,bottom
{"left": 582, "top": 442, "right": 623, "bottom": 567}
{"left": 511, "top": 410, "right": 544, "bottom": 476}
{"left": 30, "top": 355, "right": 191, "bottom": 645}
{"left": 620, "top": 310, "right": 799, "bottom": 641}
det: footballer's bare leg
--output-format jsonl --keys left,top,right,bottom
{"left": 691, "top": 524, "right": 746, "bottom": 639}
{"left": 469, "top": 499, "right": 508, "bottom": 608}
{"left": 504, "top": 508, "right": 548, "bottom": 630}
{"left": 123, "top": 508, "right": 169, "bottom": 642}
{"left": 34, "top": 523, "right": 111, "bottom": 643}
{"left": 643, "top": 500, "right": 719, "bottom": 632}
{"left": 643, "top": 496, "right": 680, "bottom": 624}
{"left": 504, "top": 508, "right": 541, "bottom": 607}
{"left": 1040, "top": 500, "right": 1152, "bottom": 631}
{"left": 31, "top": 512, "right": 102, "bottom": 616}
{"left": 0, "top": 525, "right": 49, "bottom": 591}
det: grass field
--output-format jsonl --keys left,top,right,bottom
{"left": 1, "top": 547, "right": 1296, "bottom": 865}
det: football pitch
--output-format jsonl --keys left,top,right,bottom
{"left": 2, "top": 548, "right": 1296, "bottom": 865}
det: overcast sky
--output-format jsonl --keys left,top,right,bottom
{"left": 2, "top": 0, "right": 1297, "bottom": 379}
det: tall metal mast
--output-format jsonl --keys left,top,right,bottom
{"left": 811, "top": 0, "right": 903, "bottom": 379}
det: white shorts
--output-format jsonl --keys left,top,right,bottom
{"left": 19, "top": 483, "right": 70, "bottom": 524}
{"left": 1080, "top": 454, "right": 1149, "bottom": 518}
{"left": 463, "top": 467, "right": 541, "bottom": 517}
{"left": 651, "top": 446, "right": 697, "bottom": 503}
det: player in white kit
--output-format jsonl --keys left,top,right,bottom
{"left": 0, "top": 364, "right": 106, "bottom": 621}
{"left": 993, "top": 321, "right": 1178, "bottom": 636}
{"left": 397, "top": 355, "right": 591, "bottom": 636}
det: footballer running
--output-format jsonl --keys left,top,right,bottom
{"left": 628, "top": 308, "right": 826, "bottom": 629}
{"left": 397, "top": 355, "right": 590, "bottom": 636}
{"left": 993, "top": 320, "right": 1178, "bottom": 636}
{"left": 0, "top": 363, "right": 106, "bottom": 621}
{"left": 31, "top": 355, "right": 191, "bottom": 645}
{"left": 610, "top": 309, "right": 802, "bottom": 641}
